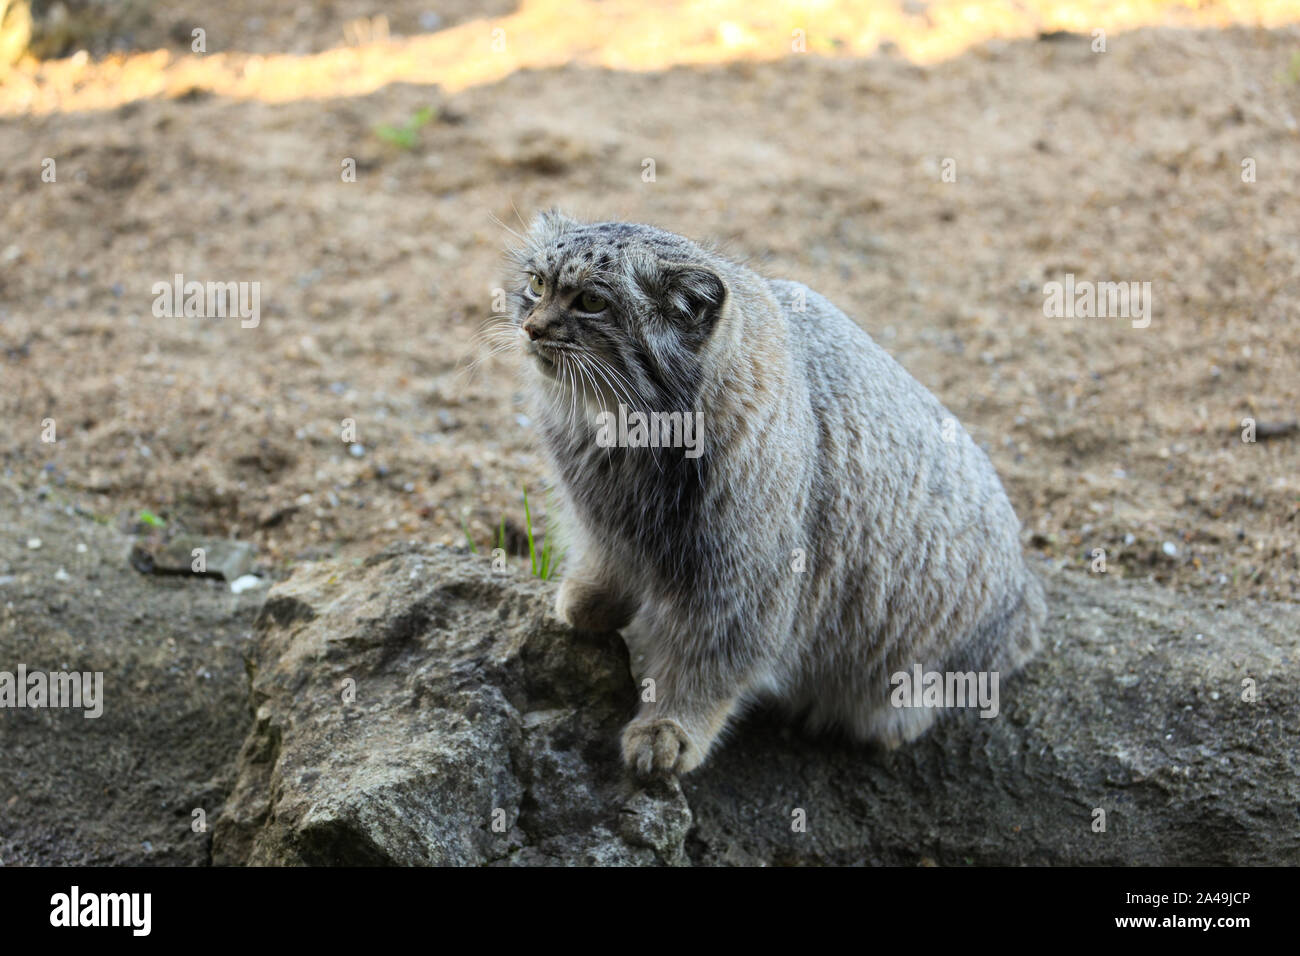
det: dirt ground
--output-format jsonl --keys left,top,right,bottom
{"left": 2, "top": 0, "right": 1298, "bottom": 606}
{"left": 0, "top": 480, "right": 261, "bottom": 865}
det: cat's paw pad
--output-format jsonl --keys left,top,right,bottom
{"left": 621, "top": 717, "right": 700, "bottom": 777}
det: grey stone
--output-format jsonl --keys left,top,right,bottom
{"left": 214, "top": 543, "right": 1300, "bottom": 866}
{"left": 149, "top": 536, "right": 256, "bottom": 581}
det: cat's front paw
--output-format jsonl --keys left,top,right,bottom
{"left": 621, "top": 716, "right": 702, "bottom": 777}
{"left": 554, "top": 578, "right": 593, "bottom": 629}
{"left": 555, "top": 577, "right": 634, "bottom": 631}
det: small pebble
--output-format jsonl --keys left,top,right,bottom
{"left": 230, "top": 574, "right": 263, "bottom": 595}
{"left": 26, "top": 538, "right": 42, "bottom": 550}
{"left": 349, "top": 443, "right": 366, "bottom": 458}
{"left": 1162, "top": 541, "right": 1178, "bottom": 557}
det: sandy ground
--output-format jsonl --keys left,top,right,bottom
{"left": 1, "top": 0, "right": 1298, "bottom": 605}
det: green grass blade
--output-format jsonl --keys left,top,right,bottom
{"left": 461, "top": 513, "right": 477, "bottom": 554}
{"left": 523, "top": 487, "right": 538, "bottom": 576}
{"left": 539, "top": 532, "right": 553, "bottom": 579}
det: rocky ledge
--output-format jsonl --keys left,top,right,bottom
{"left": 212, "top": 543, "right": 1300, "bottom": 866}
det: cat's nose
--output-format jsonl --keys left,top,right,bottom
{"left": 522, "top": 318, "right": 544, "bottom": 341}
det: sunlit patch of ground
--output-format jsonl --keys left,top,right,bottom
{"left": 1, "top": 0, "right": 1298, "bottom": 115}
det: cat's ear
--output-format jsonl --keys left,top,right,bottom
{"left": 658, "top": 262, "right": 728, "bottom": 334}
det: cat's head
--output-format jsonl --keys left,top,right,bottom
{"left": 504, "top": 211, "right": 728, "bottom": 411}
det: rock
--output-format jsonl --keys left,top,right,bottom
{"left": 0, "top": 0, "right": 32, "bottom": 70}
{"left": 214, "top": 543, "right": 683, "bottom": 866}
{"left": 228, "top": 574, "right": 263, "bottom": 595}
{"left": 214, "top": 544, "right": 1300, "bottom": 866}
{"left": 1253, "top": 421, "right": 1298, "bottom": 441}
{"left": 256, "top": 503, "right": 299, "bottom": 528}
{"left": 140, "top": 536, "right": 256, "bottom": 581}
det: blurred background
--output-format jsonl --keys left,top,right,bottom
{"left": 1, "top": 0, "right": 1298, "bottom": 603}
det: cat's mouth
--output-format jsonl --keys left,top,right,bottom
{"left": 523, "top": 340, "right": 559, "bottom": 378}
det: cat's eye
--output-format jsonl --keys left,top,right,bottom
{"left": 578, "top": 292, "right": 607, "bottom": 313}
{"left": 527, "top": 274, "right": 545, "bottom": 296}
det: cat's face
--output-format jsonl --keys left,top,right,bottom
{"left": 506, "top": 213, "right": 727, "bottom": 412}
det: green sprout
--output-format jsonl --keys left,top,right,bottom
{"left": 138, "top": 509, "right": 166, "bottom": 528}
{"left": 522, "top": 488, "right": 559, "bottom": 579}
{"left": 374, "top": 106, "right": 436, "bottom": 150}
{"left": 461, "top": 511, "right": 477, "bottom": 554}
{"left": 462, "top": 487, "right": 562, "bottom": 579}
